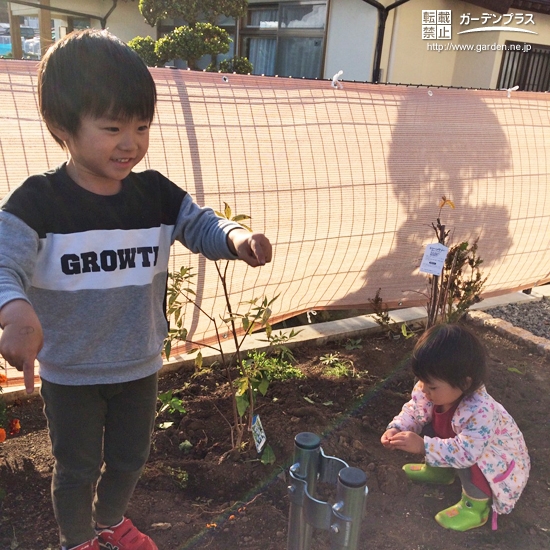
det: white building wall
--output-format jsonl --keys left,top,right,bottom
{"left": 98, "top": 1, "right": 155, "bottom": 42}
{"left": 9, "top": 0, "right": 154, "bottom": 43}
{"left": 323, "top": 0, "right": 377, "bottom": 81}
{"left": 384, "top": 0, "right": 550, "bottom": 89}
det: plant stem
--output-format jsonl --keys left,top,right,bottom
{"left": 215, "top": 261, "right": 245, "bottom": 449}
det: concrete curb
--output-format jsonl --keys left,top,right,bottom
{"left": 161, "top": 287, "right": 550, "bottom": 373}
{"left": 3, "top": 288, "right": 549, "bottom": 402}
{"left": 159, "top": 305, "right": 429, "bottom": 375}
{"left": 466, "top": 310, "right": 550, "bottom": 356}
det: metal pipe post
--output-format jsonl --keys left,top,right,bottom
{"left": 330, "top": 467, "right": 368, "bottom": 550}
{"left": 287, "top": 432, "right": 321, "bottom": 550}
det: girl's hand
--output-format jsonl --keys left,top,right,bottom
{"left": 388, "top": 431, "right": 425, "bottom": 455}
{"left": 228, "top": 230, "right": 272, "bottom": 267}
{"left": 381, "top": 428, "right": 400, "bottom": 448}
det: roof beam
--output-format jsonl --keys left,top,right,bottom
{"left": 8, "top": 0, "right": 119, "bottom": 29}
{"left": 361, "top": 0, "right": 412, "bottom": 82}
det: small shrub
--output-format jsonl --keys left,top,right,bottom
{"left": 127, "top": 35, "right": 164, "bottom": 67}
{"left": 163, "top": 203, "right": 299, "bottom": 457}
{"left": 368, "top": 288, "right": 401, "bottom": 336}
{"left": 158, "top": 390, "right": 186, "bottom": 415}
{"left": 426, "top": 197, "right": 486, "bottom": 328}
{"left": 344, "top": 338, "right": 363, "bottom": 350}
{"left": 247, "top": 350, "right": 304, "bottom": 382}
{"left": 164, "top": 466, "right": 188, "bottom": 489}
{"left": 218, "top": 56, "right": 253, "bottom": 75}
{"left": 320, "top": 353, "right": 355, "bottom": 377}
{"left": 156, "top": 23, "right": 231, "bottom": 70}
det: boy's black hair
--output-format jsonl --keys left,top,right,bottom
{"left": 38, "top": 29, "right": 157, "bottom": 148}
{"left": 411, "top": 324, "right": 487, "bottom": 395}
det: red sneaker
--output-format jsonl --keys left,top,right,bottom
{"left": 67, "top": 539, "right": 101, "bottom": 550}
{"left": 97, "top": 518, "right": 158, "bottom": 550}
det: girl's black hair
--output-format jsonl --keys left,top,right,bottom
{"left": 411, "top": 324, "right": 487, "bottom": 395}
{"left": 38, "top": 29, "right": 157, "bottom": 148}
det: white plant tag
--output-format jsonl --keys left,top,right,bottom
{"left": 251, "top": 414, "right": 267, "bottom": 453}
{"left": 419, "top": 243, "right": 449, "bottom": 276}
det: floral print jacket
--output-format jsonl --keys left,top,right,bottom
{"left": 387, "top": 383, "right": 530, "bottom": 515}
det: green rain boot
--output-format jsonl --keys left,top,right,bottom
{"left": 402, "top": 463, "right": 455, "bottom": 484}
{"left": 435, "top": 491, "right": 490, "bottom": 531}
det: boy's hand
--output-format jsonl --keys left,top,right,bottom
{"left": 228, "top": 230, "right": 272, "bottom": 267}
{"left": 387, "top": 430, "right": 425, "bottom": 455}
{"left": 381, "top": 428, "right": 400, "bottom": 448}
{"left": 0, "top": 300, "right": 43, "bottom": 394}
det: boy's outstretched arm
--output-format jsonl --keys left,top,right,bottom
{"left": 0, "top": 299, "right": 43, "bottom": 394}
{"left": 227, "top": 229, "right": 272, "bottom": 267}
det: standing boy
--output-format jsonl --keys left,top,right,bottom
{"left": 0, "top": 29, "right": 272, "bottom": 550}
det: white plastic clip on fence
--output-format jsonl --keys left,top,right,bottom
{"left": 306, "top": 310, "right": 317, "bottom": 324}
{"left": 287, "top": 432, "right": 368, "bottom": 550}
{"left": 332, "top": 70, "right": 344, "bottom": 89}
{"left": 502, "top": 85, "right": 519, "bottom": 98}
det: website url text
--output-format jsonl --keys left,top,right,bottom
{"left": 426, "top": 42, "right": 532, "bottom": 53}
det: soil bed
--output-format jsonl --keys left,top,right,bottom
{"left": 0, "top": 322, "right": 549, "bottom": 550}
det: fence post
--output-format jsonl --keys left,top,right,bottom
{"left": 287, "top": 433, "right": 368, "bottom": 550}
{"left": 330, "top": 467, "right": 368, "bottom": 549}
{"left": 287, "top": 432, "right": 321, "bottom": 550}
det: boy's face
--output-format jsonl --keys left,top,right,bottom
{"left": 56, "top": 115, "right": 150, "bottom": 195}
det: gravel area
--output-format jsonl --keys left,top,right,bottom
{"left": 484, "top": 296, "right": 550, "bottom": 340}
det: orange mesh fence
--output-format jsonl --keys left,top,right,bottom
{"left": 1, "top": 59, "right": 550, "bottom": 384}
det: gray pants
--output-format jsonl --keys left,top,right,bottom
{"left": 41, "top": 373, "right": 158, "bottom": 548}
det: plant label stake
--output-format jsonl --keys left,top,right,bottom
{"left": 287, "top": 432, "right": 368, "bottom": 550}
{"left": 419, "top": 243, "right": 448, "bottom": 276}
{"left": 251, "top": 414, "right": 267, "bottom": 453}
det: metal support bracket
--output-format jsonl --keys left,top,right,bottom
{"left": 287, "top": 433, "right": 368, "bottom": 550}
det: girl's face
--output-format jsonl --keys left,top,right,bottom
{"left": 418, "top": 378, "right": 466, "bottom": 411}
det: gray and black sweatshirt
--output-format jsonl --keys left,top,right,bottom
{"left": 0, "top": 164, "right": 241, "bottom": 385}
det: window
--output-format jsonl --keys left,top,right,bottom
{"left": 497, "top": 40, "right": 550, "bottom": 92}
{"left": 241, "top": 2, "right": 327, "bottom": 78}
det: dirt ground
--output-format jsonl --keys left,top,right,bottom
{"left": 0, "top": 321, "right": 549, "bottom": 550}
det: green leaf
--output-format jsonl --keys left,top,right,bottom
{"left": 236, "top": 393, "right": 249, "bottom": 417}
{"left": 195, "top": 351, "right": 203, "bottom": 370}
{"left": 171, "top": 401, "right": 186, "bottom": 414}
{"left": 258, "top": 376, "right": 269, "bottom": 396}
{"left": 267, "top": 294, "right": 281, "bottom": 307}
{"left": 179, "top": 440, "right": 193, "bottom": 453}
{"left": 224, "top": 202, "right": 232, "bottom": 219}
{"left": 507, "top": 367, "right": 524, "bottom": 375}
{"left": 260, "top": 444, "right": 276, "bottom": 465}
{"left": 232, "top": 214, "right": 252, "bottom": 222}
{"left": 235, "top": 377, "right": 249, "bottom": 396}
